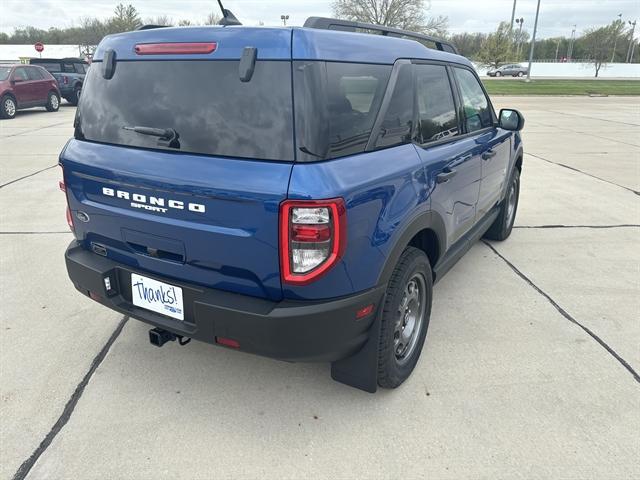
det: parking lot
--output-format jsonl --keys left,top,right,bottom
{"left": 1, "top": 96, "right": 639, "bottom": 479}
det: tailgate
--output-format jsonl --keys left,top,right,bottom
{"left": 61, "top": 140, "right": 292, "bottom": 301}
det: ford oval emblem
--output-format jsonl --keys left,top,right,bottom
{"left": 76, "top": 211, "right": 90, "bottom": 223}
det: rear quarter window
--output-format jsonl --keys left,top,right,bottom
{"left": 294, "top": 61, "right": 391, "bottom": 161}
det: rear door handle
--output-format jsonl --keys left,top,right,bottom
{"left": 482, "top": 150, "right": 497, "bottom": 160}
{"left": 436, "top": 169, "right": 457, "bottom": 184}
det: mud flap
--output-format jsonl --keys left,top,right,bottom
{"left": 330, "top": 300, "right": 384, "bottom": 393}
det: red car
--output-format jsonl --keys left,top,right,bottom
{"left": 0, "top": 64, "right": 61, "bottom": 119}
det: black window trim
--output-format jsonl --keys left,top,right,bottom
{"left": 365, "top": 58, "right": 499, "bottom": 154}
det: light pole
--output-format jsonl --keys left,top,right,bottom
{"left": 611, "top": 13, "right": 622, "bottom": 62}
{"left": 627, "top": 20, "right": 637, "bottom": 63}
{"left": 515, "top": 17, "right": 524, "bottom": 58}
{"left": 567, "top": 25, "right": 576, "bottom": 61}
{"left": 280, "top": 14, "right": 289, "bottom": 26}
{"left": 510, "top": 0, "right": 517, "bottom": 31}
{"left": 525, "top": 0, "right": 541, "bottom": 82}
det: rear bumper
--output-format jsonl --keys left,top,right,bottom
{"left": 65, "top": 242, "right": 384, "bottom": 362}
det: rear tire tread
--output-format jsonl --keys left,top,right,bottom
{"left": 377, "top": 247, "right": 432, "bottom": 389}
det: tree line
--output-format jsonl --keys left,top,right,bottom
{"left": 1, "top": 0, "right": 637, "bottom": 74}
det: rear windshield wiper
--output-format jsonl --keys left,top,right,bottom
{"left": 122, "top": 125, "right": 180, "bottom": 149}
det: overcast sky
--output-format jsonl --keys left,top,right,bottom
{"left": 1, "top": 0, "right": 638, "bottom": 38}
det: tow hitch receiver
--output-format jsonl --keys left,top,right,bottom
{"left": 148, "top": 328, "right": 191, "bottom": 347}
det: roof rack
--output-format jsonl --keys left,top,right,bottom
{"left": 303, "top": 17, "right": 458, "bottom": 55}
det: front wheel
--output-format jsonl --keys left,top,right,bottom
{"left": 518, "top": 71, "right": 524, "bottom": 77}
{"left": 484, "top": 168, "right": 520, "bottom": 241}
{"left": 377, "top": 247, "right": 432, "bottom": 389}
{"left": 496, "top": 71, "right": 502, "bottom": 77}
{"left": 45, "top": 91, "right": 60, "bottom": 112}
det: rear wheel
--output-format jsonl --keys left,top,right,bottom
{"left": 1, "top": 95, "right": 17, "bottom": 119}
{"left": 45, "top": 91, "right": 60, "bottom": 112}
{"left": 518, "top": 71, "right": 524, "bottom": 77}
{"left": 484, "top": 168, "right": 520, "bottom": 241}
{"left": 68, "top": 85, "right": 81, "bottom": 106}
{"left": 377, "top": 247, "right": 432, "bottom": 389}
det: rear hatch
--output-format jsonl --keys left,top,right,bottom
{"left": 61, "top": 27, "right": 294, "bottom": 301}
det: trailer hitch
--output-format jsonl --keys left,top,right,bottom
{"left": 148, "top": 328, "right": 191, "bottom": 347}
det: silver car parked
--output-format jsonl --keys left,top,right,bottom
{"left": 487, "top": 64, "right": 528, "bottom": 77}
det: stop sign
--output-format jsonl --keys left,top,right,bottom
{"left": 34, "top": 42, "right": 44, "bottom": 53}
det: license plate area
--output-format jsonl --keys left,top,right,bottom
{"left": 131, "top": 273, "right": 184, "bottom": 320}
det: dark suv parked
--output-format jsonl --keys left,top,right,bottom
{"left": 61, "top": 17, "right": 524, "bottom": 392}
{"left": 29, "top": 57, "right": 88, "bottom": 105}
{"left": 0, "top": 64, "right": 60, "bottom": 119}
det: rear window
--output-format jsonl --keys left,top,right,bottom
{"left": 75, "top": 60, "right": 294, "bottom": 161}
{"left": 294, "top": 61, "right": 391, "bottom": 161}
{"left": 0, "top": 67, "right": 10, "bottom": 81}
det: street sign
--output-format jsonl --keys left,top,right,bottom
{"left": 34, "top": 42, "right": 44, "bottom": 53}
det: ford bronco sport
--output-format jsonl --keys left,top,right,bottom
{"left": 61, "top": 16, "right": 524, "bottom": 393}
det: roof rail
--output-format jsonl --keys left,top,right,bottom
{"left": 303, "top": 17, "right": 458, "bottom": 55}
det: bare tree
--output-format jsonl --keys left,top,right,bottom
{"left": 144, "top": 15, "right": 174, "bottom": 26}
{"left": 583, "top": 24, "right": 615, "bottom": 77}
{"left": 204, "top": 12, "right": 221, "bottom": 25}
{"left": 332, "top": 0, "right": 448, "bottom": 36}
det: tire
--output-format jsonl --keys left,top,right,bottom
{"left": 484, "top": 168, "right": 520, "bottom": 241}
{"left": 377, "top": 247, "right": 433, "bottom": 389}
{"left": 496, "top": 71, "right": 502, "bottom": 77}
{"left": 518, "top": 71, "right": 524, "bottom": 77}
{"left": 45, "top": 91, "right": 60, "bottom": 112}
{"left": 68, "top": 85, "right": 81, "bottom": 106}
{"left": 1, "top": 95, "right": 17, "bottom": 119}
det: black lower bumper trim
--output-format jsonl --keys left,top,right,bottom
{"left": 65, "top": 242, "right": 385, "bottom": 363}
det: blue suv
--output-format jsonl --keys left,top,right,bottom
{"left": 61, "top": 17, "right": 524, "bottom": 393}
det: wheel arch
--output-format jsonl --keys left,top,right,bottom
{"left": 376, "top": 210, "right": 446, "bottom": 286}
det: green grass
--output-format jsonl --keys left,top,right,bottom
{"left": 482, "top": 79, "right": 640, "bottom": 96}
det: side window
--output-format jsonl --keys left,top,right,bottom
{"left": 454, "top": 68, "right": 493, "bottom": 132}
{"left": 26, "top": 67, "right": 43, "bottom": 80}
{"left": 415, "top": 64, "right": 459, "bottom": 144}
{"left": 13, "top": 67, "right": 28, "bottom": 81}
{"left": 374, "top": 62, "right": 414, "bottom": 149}
{"left": 39, "top": 62, "right": 61, "bottom": 72}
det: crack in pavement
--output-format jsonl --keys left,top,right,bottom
{"left": 483, "top": 240, "right": 640, "bottom": 385}
{"left": 526, "top": 152, "right": 640, "bottom": 195}
{"left": 539, "top": 109, "right": 640, "bottom": 128}
{"left": 0, "top": 165, "right": 58, "bottom": 189}
{"left": 514, "top": 224, "right": 640, "bottom": 229}
{"left": 12, "top": 316, "right": 129, "bottom": 480}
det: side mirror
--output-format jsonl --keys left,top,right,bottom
{"left": 12, "top": 78, "right": 23, "bottom": 84}
{"left": 499, "top": 109, "right": 525, "bottom": 131}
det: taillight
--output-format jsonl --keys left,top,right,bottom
{"left": 134, "top": 42, "right": 217, "bottom": 55}
{"left": 280, "top": 198, "right": 346, "bottom": 285}
{"left": 59, "top": 165, "right": 74, "bottom": 232}
{"left": 62, "top": 75, "right": 68, "bottom": 84}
